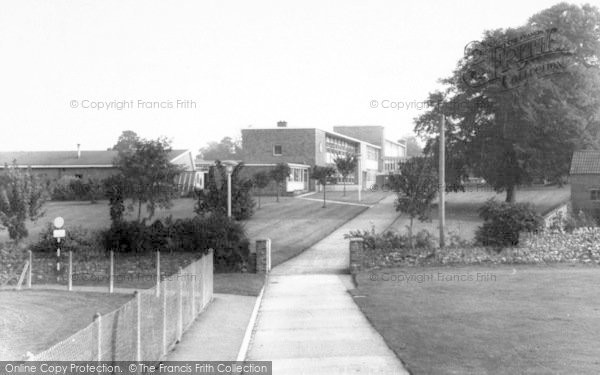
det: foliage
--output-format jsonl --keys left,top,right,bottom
{"left": 103, "top": 174, "right": 127, "bottom": 224}
{"left": 333, "top": 154, "right": 357, "bottom": 196}
{"left": 389, "top": 156, "right": 438, "bottom": 247}
{"left": 270, "top": 163, "right": 291, "bottom": 202}
{"left": 31, "top": 222, "right": 102, "bottom": 256}
{"left": 111, "top": 130, "right": 140, "bottom": 154}
{"left": 50, "top": 177, "right": 104, "bottom": 203}
{"left": 113, "top": 137, "right": 183, "bottom": 222}
{"left": 194, "top": 161, "right": 255, "bottom": 220}
{"left": 475, "top": 199, "right": 544, "bottom": 248}
{"left": 345, "top": 228, "right": 437, "bottom": 251}
{"left": 548, "top": 209, "right": 598, "bottom": 233}
{"left": 414, "top": 3, "right": 600, "bottom": 203}
{"left": 252, "top": 171, "right": 271, "bottom": 209}
{"left": 402, "top": 135, "right": 423, "bottom": 157}
{"left": 100, "top": 214, "right": 249, "bottom": 271}
{"left": 199, "top": 136, "right": 241, "bottom": 161}
{"left": 0, "top": 164, "right": 47, "bottom": 241}
{"left": 310, "top": 165, "right": 337, "bottom": 208}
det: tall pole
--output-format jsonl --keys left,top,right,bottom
{"left": 357, "top": 153, "right": 362, "bottom": 202}
{"left": 227, "top": 171, "right": 232, "bottom": 218}
{"left": 439, "top": 114, "right": 446, "bottom": 249}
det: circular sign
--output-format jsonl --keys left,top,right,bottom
{"left": 53, "top": 216, "right": 64, "bottom": 229}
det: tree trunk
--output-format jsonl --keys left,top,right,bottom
{"left": 343, "top": 177, "right": 346, "bottom": 197}
{"left": 505, "top": 185, "right": 516, "bottom": 203}
{"left": 323, "top": 183, "right": 326, "bottom": 208}
{"left": 409, "top": 217, "right": 414, "bottom": 249}
{"left": 137, "top": 201, "right": 142, "bottom": 222}
{"left": 276, "top": 183, "right": 280, "bottom": 203}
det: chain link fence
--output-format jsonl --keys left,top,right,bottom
{"left": 30, "top": 250, "right": 213, "bottom": 361}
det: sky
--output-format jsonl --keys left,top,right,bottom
{"left": 0, "top": 0, "right": 591, "bottom": 152}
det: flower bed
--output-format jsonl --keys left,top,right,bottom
{"left": 354, "top": 228, "right": 600, "bottom": 270}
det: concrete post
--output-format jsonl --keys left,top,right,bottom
{"left": 93, "top": 312, "right": 102, "bottom": 361}
{"left": 67, "top": 251, "right": 73, "bottom": 291}
{"left": 135, "top": 291, "right": 141, "bottom": 361}
{"left": 256, "top": 239, "right": 271, "bottom": 274}
{"left": 162, "top": 281, "right": 167, "bottom": 357}
{"left": 156, "top": 250, "right": 161, "bottom": 297}
{"left": 349, "top": 238, "right": 364, "bottom": 274}
{"left": 177, "top": 266, "right": 183, "bottom": 342}
{"left": 109, "top": 250, "right": 114, "bottom": 294}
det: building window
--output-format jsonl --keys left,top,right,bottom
{"left": 273, "top": 145, "right": 282, "bottom": 156}
{"left": 591, "top": 189, "right": 600, "bottom": 201}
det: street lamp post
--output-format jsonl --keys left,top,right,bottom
{"left": 225, "top": 164, "right": 233, "bottom": 218}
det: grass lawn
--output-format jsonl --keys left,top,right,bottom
{"left": 244, "top": 196, "right": 367, "bottom": 266}
{"left": 388, "top": 185, "right": 571, "bottom": 242}
{"left": 302, "top": 190, "right": 392, "bottom": 205}
{"left": 214, "top": 273, "right": 265, "bottom": 296}
{"left": 352, "top": 265, "right": 600, "bottom": 374}
{"left": 0, "top": 289, "right": 132, "bottom": 360}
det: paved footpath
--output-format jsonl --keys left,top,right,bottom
{"left": 246, "top": 195, "right": 409, "bottom": 374}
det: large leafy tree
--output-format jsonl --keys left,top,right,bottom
{"left": 270, "top": 163, "right": 291, "bottom": 203}
{"left": 310, "top": 165, "right": 337, "bottom": 208}
{"left": 111, "top": 130, "right": 140, "bottom": 154}
{"left": 113, "top": 137, "right": 183, "bottom": 222}
{"left": 199, "top": 136, "right": 241, "bottom": 161}
{"left": 415, "top": 3, "right": 600, "bottom": 202}
{"left": 0, "top": 163, "right": 47, "bottom": 241}
{"left": 389, "top": 157, "right": 438, "bottom": 248}
{"left": 333, "top": 154, "right": 358, "bottom": 196}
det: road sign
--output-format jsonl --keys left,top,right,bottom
{"left": 53, "top": 229, "right": 66, "bottom": 238}
{"left": 53, "top": 216, "right": 64, "bottom": 229}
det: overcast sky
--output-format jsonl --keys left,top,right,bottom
{"left": 0, "top": 0, "right": 584, "bottom": 152}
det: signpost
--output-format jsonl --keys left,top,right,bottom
{"left": 53, "top": 217, "right": 66, "bottom": 283}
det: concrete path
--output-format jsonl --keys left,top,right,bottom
{"left": 247, "top": 195, "right": 409, "bottom": 374}
{"left": 167, "top": 293, "right": 257, "bottom": 361}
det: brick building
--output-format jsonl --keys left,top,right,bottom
{"left": 570, "top": 150, "right": 600, "bottom": 218}
{"left": 241, "top": 122, "right": 406, "bottom": 194}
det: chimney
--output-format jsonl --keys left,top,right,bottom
{"left": 77, "top": 144, "right": 81, "bottom": 159}
{"left": 277, "top": 121, "right": 287, "bottom": 128}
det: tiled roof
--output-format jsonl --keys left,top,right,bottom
{"left": 0, "top": 149, "right": 189, "bottom": 167}
{"left": 570, "top": 150, "right": 600, "bottom": 174}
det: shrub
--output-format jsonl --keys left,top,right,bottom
{"left": 549, "top": 209, "right": 597, "bottom": 233}
{"left": 31, "top": 222, "right": 103, "bottom": 257}
{"left": 50, "top": 176, "right": 104, "bottom": 202}
{"left": 99, "top": 214, "right": 250, "bottom": 271}
{"left": 475, "top": 199, "right": 543, "bottom": 249}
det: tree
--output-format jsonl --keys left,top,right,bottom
{"left": 389, "top": 157, "right": 438, "bottom": 248}
{"left": 414, "top": 3, "right": 600, "bottom": 203}
{"left": 333, "top": 154, "right": 357, "bottom": 196}
{"left": 270, "top": 163, "right": 291, "bottom": 203}
{"left": 199, "top": 137, "right": 242, "bottom": 161}
{"left": 114, "top": 137, "right": 183, "bottom": 222}
{"left": 252, "top": 171, "right": 271, "bottom": 209}
{"left": 195, "top": 161, "right": 255, "bottom": 220}
{"left": 310, "top": 165, "right": 337, "bottom": 208}
{"left": 0, "top": 163, "right": 47, "bottom": 242}
{"left": 111, "top": 130, "right": 140, "bottom": 154}
{"left": 401, "top": 136, "right": 423, "bottom": 157}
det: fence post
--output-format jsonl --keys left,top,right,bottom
{"left": 162, "top": 281, "right": 167, "bottom": 358}
{"left": 156, "top": 250, "right": 161, "bottom": 297}
{"left": 93, "top": 312, "right": 101, "bottom": 362}
{"left": 256, "top": 239, "right": 271, "bottom": 274}
{"left": 68, "top": 251, "right": 73, "bottom": 291}
{"left": 27, "top": 250, "right": 32, "bottom": 288}
{"left": 135, "top": 291, "right": 141, "bottom": 361}
{"left": 177, "top": 266, "right": 183, "bottom": 342}
{"left": 349, "top": 238, "right": 364, "bottom": 275}
{"left": 191, "top": 260, "right": 196, "bottom": 318}
{"left": 109, "top": 250, "right": 114, "bottom": 294}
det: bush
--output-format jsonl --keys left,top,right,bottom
{"left": 100, "top": 214, "right": 250, "bottom": 271}
{"left": 31, "top": 222, "right": 103, "bottom": 257}
{"left": 549, "top": 209, "right": 597, "bottom": 233}
{"left": 475, "top": 199, "right": 543, "bottom": 249}
{"left": 50, "top": 176, "right": 104, "bottom": 202}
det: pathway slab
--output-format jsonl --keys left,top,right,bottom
{"left": 247, "top": 195, "right": 409, "bottom": 374}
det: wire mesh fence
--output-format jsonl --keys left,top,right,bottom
{"left": 29, "top": 249, "right": 213, "bottom": 361}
